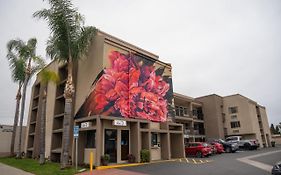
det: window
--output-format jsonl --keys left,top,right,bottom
{"left": 175, "top": 106, "right": 189, "bottom": 116}
{"left": 85, "top": 130, "right": 96, "bottom": 148}
{"left": 229, "top": 107, "right": 238, "bottom": 114}
{"left": 231, "top": 115, "right": 237, "bottom": 120}
{"left": 151, "top": 133, "right": 158, "bottom": 147}
{"left": 224, "top": 128, "right": 228, "bottom": 136}
{"left": 230, "top": 121, "right": 241, "bottom": 128}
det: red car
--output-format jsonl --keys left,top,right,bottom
{"left": 185, "top": 142, "right": 212, "bottom": 158}
{"left": 210, "top": 142, "right": 224, "bottom": 154}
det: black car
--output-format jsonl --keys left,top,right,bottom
{"left": 272, "top": 161, "right": 281, "bottom": 175}
{"left": 214, "top": 139, "right": 239, "bottom": 153}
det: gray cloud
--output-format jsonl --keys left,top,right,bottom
{"left": 0, "top": 0, "right": 280, "bottom": 126}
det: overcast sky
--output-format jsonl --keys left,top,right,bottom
{"left": 0, "top": 0, "right": 280, "bottom": 126}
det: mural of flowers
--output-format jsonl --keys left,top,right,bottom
{"left": 76, "top": 51, "right": 173, "bottom": 122}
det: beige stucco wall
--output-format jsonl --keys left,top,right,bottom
{"left": 0, "top": 125, "right": 26, "bottom": 157}
{"left": 45, "top": 62, "right": 60, "bottom": 158}
{"left": 196, "top": 95, "right": 224, "bottom": 139}
{"left": 259, "top": 107, "right": 272, "bottom": 146}
{"left": 223, "top": 95, "right": 255, "bottom": 135}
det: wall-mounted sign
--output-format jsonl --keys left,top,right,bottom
{"left": 81, "top": 122, "right": 90, "bottom": 128}
{"left": 112, "top": 120, "right": 127, "bottom": 126}
{"left": 184, "top": 134, "right": 189, "bottom": 138}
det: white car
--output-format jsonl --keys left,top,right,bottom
{"left": 225, "top": 136, "right": 259, "bottom": 150}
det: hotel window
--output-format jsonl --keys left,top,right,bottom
{"left": 231, "top": 115, "right": 237, "bottom": 120}
{"left": 230, "top": 121, "right": 241, "bottom": 128}
{"left": 229, "top": 107, "right": 238, "bottom": 114}
{"left": 151, "top": 133, "right": 158, "bottom": 147}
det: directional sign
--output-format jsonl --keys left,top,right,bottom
{"left": 73, "top": 126, "right": 79, "bottom": 138}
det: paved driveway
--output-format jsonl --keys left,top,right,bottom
{"left": 79, "top": 146, "right": 281, "bottom": 175}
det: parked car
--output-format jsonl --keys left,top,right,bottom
{"left": 207, "top": 143, "right": 217, "bottom": 154}
{"left": 185, "top": 142, "right": 212, "bottom": 158}
{"left": 213, "top": 139, "right": 239, "bottom": 153}
{"left": 209, "top": 142, "right": 224, "bottom": 154}
{"left": 225, "top": 136, "right": 259, "bottom": 150}
{"left": 272, "top": 161, "right": 281, "bottom": 175}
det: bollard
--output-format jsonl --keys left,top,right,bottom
{"left": 90, "top": 151, "right": 93, "bottom": 174}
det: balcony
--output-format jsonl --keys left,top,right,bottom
{"left": 193, "top": 129, "right": 205, "bottom": 135}
{"left": 184, "top": 129, "right": 192, "bottom": 134}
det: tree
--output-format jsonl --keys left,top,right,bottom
{"left": 7, "top": 38, "right": 45, "bottom": 158}
{"left": 275, "top": 125, "right": 280, "bottom": 135}
{"left": 5, "top": 48, "right": 26, "bottom": 156}
{"left": 33, "top": 0, "right": 96, "bottom": 168}
{"left": 270, "top": 124, "right": 276, "bottom": 135}
{"left": 38, "top": 70, "right": 59, "bottom": 165}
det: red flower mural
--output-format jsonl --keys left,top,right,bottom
{"left": 77, "top": 51, "right": 172, "bottom": 122}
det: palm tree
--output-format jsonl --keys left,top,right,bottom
{"left": 7, "top": 38, "right": 45, "bottom": 158}
{"left": 5, "top": 50, "right": 26, "bottom": 156}
{"left": 38, "top": 70, "right": 59, "bottom": 165}
{"left": 33, "top": 0, "right": 96, "bottom": 168}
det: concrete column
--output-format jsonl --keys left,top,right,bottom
{"left": 95, "top": 117, "right": 102, "bottom": 166}
{"left": 130, "top": 122, "right": 140, "bottom": 162}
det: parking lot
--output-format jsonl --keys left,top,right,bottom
{"left": 118, "top": 146, "right": 281, "bottom": 175}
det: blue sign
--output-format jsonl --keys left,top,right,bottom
{"left": 73, "top": 126, "right": 79, "bottom": 138}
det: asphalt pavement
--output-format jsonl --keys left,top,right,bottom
{"left": 120, "top": 145, "right": 281, "bottom": 175}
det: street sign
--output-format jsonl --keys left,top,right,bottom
{"left": 73, "top": 126, "right": 79, "bottom": 138}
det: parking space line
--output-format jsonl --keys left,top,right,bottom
{"left": 192, "top": 159, "right": 197, "bottom": 164}
{"left": 185, "top": 158, "right": 189, "bottom": 163}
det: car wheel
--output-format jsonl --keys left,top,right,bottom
{"left": 225, "top": 147, "right": 231, "bottom": 153}
{"left": 196, "top": 151, "right": 202, "bottom": 158}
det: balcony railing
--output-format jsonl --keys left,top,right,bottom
{"left": 184, "top": 129, "right": 191, "bottom": 134}
{"left": 193, "top": 129, "right": 205, "bottom": 135}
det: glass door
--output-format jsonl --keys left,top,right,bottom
{"left": 121, "top": 130, "right": 129, "bottom": 160}
{"left": 104, "top": 129, "right": 117, "bottom": 163}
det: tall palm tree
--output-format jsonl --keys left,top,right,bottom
{"left": 38, "top": 70, "right": 59, "bottom": 165}
{"left": 33, "top": 0, "right": 96, "bottom": 168}
{"left": 5, "top": 50, "right": 26, "bottom": 156}
{"left": 7, "top": 38, "right": 45, "bottom": 158}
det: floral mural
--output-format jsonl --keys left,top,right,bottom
{"left": 75, "top": 50, "right": 174, "bottom": 122}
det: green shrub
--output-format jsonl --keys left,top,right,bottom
{"left": 140, "top": 149, "right": 150, "bottom": 163}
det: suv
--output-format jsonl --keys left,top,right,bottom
{"left": 185, "top": 142, "right": 212, "bottom": 158}
{"left": 225, "top": 136, "right": 259, "bottom": 150}
{"left": 212, "top": 139, "right": 239, "bottom": 153}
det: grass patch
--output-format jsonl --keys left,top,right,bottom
{"left": 0, "top": 157, "right": 80, "bottom": 175}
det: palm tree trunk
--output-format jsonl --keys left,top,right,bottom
{"left": 17, "top": 76, "right": 28, "bottom": 158}
{"left": 61, "top": 60, "right": 74, "bottom": 169}
{"left": 39, "top": 87, "right": 47, "bottom": 164}
{"left": 10, "top": 84, "right": 22, "bottom": 156}
{"left": 17, "top": 60, "right": 31, "bottom": 158}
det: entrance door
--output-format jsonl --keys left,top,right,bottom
{"left": 121, "top": 130, "right": 129, "bottom": 160}
{"left": 104, "top": 129, "right": 117, "bottom": 163}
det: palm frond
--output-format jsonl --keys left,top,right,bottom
{"left": 33, "top": 0, "right": 95, "bottom": 63}
{"left": 39, "top": 69, "right": 60, "bottom": 85}
{"left": 75, "top": 26, "right": 97, "bottom": 59}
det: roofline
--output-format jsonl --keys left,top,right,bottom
{"left": 96, "top": 30, "right": 176, "bottom": 68}
{"left": 195, "top": 94, "right": 222, "bottom": 99}
{"left": 173, "top": 92, "right": 203, "bottom": 105}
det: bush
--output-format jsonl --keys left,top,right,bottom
{"left": 127, "top": 154, "right": 135, "bottom": 163}
{"left": 140, "top": 149, "right": 150, "bottom": 163}
{"left": 101, "top": 154, "right": 110, "bottom": 166}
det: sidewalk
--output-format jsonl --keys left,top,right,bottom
{"left": 0, "top": 162, "right": 34, "bottom": 175}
